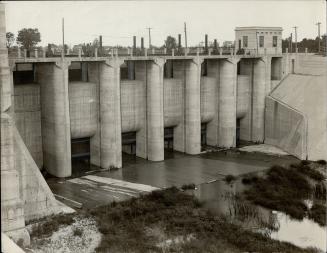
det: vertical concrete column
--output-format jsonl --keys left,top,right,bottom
{"left": 37, "top": 61, "right": 71, "bottom": 177}
{"left": 146, "top": 58, "right": 165, "bottom": 161}
{"left": 252, "top": 58, "right": 266, "bottom": 142}
{"left": 87, "top": 63, "right": 101, "bottom": 167}
{"left": 218, "top": 58, "right": 238, "bottom": 148}
{"left": 265, "top": 56, "right": 271, "bottom": 95}
{"left": 171, "top": 60, "right": 185, "bottom": 152}
{"left": 238, "top": 59, "right": 253, "bottom": 141}
{"left": 98, "top": 59, "right": 123, "bottom": 168}
{"left": 184, "top": 58, "right": 203, "bottom": 154}
{"left": 134, "top": 61, "right": 147, "bottom": 159}
{"left": 206, "top": 60, "right": 219, "bottom": 146}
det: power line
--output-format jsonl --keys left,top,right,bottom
{"left": 146, "top": 27, "right": 152, "bottom": 48}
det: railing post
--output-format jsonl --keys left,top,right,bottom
{"left": 230, "top": 48, "right": 233, "bottom": 56}
{"left": 24, "top": 49, "right": 27, "bottom": 59}
{"left": 286, "top": 48, "right": 289, "bottom": 54}
{"left": 208, "top": 48, "right": 212, "bottom": 56}
{"left": 184, "top": 47, "right": 188, "bottom": 56}
{"left": 305, "top": 48, "right": 308, "bottom": 55}
{"left": 42, "top": 48, "right": 46, "bottom": 58}
{"left": 264, "top": 48, "right": 267, "bottom": 55}
{"left": 130, "top": 48, "right": 133, "bottom": 57}
{"left": 95, "top": 47, "right": 98, "bottom": 59}
{"left": 78, "top": 48, "right": 82, "bottom": 60}
{"left": 17, "top": 47, "right": 21, "bottom": 58}
{"left": 196, "top": 47, "right": 200, "bottom": 56}
{"left": 172, "top": 48, "right": 175, "bottom": 57}
{"left": 145, "top": 48, "right": 148, "bottom": 57}
{"left": 163, "top": 48, "right": 167, "bottom": 55}
{"left": 219, "top": 48, "right": 222, "bottom": 56}
{"left": 34, "top": 48, "right": 38, "bottom": 58}
{"left": 296, "top": 48, "right": 298, "bottom": 53}
{"left": 115, "top": 48, "right": 118, "bottom": 57}
{"left": 152, "top": 48, "right": 155, "bottom": 55}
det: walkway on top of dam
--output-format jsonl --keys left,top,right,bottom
{"left": 47, "top": 149, "right": 298, "bottom": 209}
{"left": 8, "top": 47, "right": 285, "bottom": 66}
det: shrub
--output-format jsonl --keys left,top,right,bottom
{"left": 224, "top": 175, "right": 236, "bottom": 184}
{"left": 181, "top": 183, "right": 196, "bottom": 190}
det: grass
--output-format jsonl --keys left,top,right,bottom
{"left": 30, "top": 214, "right": 74, "bottom": 238}
{"left": 244, "top": 163, "right": 326, "bottom": 225}
{"left": 309, "top": 203, "right": 326, "bottom": 226}
{"left": 86, "top": 187, "right": 317, "bottom": 253}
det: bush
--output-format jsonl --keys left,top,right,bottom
{"left": 181, "top": 183, "right": 196, "bottom": 190}
{"left": 317, "top": 160, "right": 327, "bottom": 165}
{"left": 73, "top": 227, "right": 83, "bottom": 237}
{"left": 224, "top": 175, "right": 236, "bottom": 184}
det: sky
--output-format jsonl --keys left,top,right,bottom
{"left": 4, "top": 0, "right": 327, "bottom": 47}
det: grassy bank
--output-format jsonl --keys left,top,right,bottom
{"left": 243, "top": 161, "right": 326, "bottom": 226}
{"left": 89, "top": 187, "right": 319, "bottom": 253}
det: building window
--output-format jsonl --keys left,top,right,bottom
{"left": 273, "top": 36, "right": 278, "bottom": 47}
{"left": 243, "top": 36, "right": 248, "bottom": 47}
{"left": 259, "top": 36, "right": 264, "bottom": 47}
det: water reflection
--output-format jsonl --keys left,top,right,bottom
{"left": 193, "top": 179, "right": 327, "bottom": 251}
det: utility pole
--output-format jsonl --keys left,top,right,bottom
{"left": 293, "top": 26, "right": 298, "bottom": 52}
{"left": 316, "top": 22, "right": 321, "bottom": 53}
{"left": 290, "top": 33, "right": 293, "bottom": 53}
{"left": 146, "top": 27, "right": 152, "bottom": 48}
{"left": 184, "top": 22, "right": 188, "bottom": 48}
{"left": 62, "top": 18, "right": 65, "bottom": 59}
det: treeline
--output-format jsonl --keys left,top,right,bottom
{"left": 282, "top": 35, "right": 326, "bottom": 53}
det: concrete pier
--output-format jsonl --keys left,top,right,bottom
{"left": 171, "top": 60, "right": 185, "bottom": 153}
{"left": 205, "top": 60, "right": 219, "bottom": 146}
{"left": 252, "top": 58, "right": 266, "bottom": 142}
{"left": 147, "top": 59, "right": 165, "bottom": 161}
{"left": 184, "top": 58, "right": 202, "bottom": 154}
{"left": 37, "top": 62, "right": 72, "bottom": 177}
{"left": 99, "top": 59, "right": 123, "bottom": 168}
{"left": 218, "top": 58, "right": 238, "bottom": 148}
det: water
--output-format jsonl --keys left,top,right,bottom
{"left": 193, "top": 179, "right": 327, "bottom": 251}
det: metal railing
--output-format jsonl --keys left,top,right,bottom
{"left": 8, "top": 45, "right": 285, "bottom": 60}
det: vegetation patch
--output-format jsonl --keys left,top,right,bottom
{"left": 224, "top": 174, "right": 236, "bottom": 184}
{"left": 88, "top": 187, "right": 317, "bottom": 253}
{"left": 244, "top": 162, "right": 326, "bottom": 226}
{"left": 181, "top": 183, "right": 196, "bottom": 190}
{"left": 30, "top": 213, "right": 74, "bottom": 238}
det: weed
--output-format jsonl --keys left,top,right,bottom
{"left": 30, "top": 214, "right": 74, "bottom": 238}
{"left": 317, "top": 159, "right": 327, "bottom": 165}
{"left": 224, "top": 175, "right": 236, "bottom": 184}
{"left": 309, "top": 203, "right": 326, "bottom": 226}
{"left": 181, "top": 183, "right": 196, "bottom": 190}
{"left": 73, "top": 227, "right": 83, "bottom": 237}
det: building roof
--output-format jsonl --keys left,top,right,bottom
{"left": 235, "top": 26, "right": 283, "bottom": 31}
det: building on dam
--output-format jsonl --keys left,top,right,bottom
{"left": 1, "top": 2, "right": 326, "bottom": 246}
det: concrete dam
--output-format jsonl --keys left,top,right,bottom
{"left": 1, "top": 2, "right": 326, "bottom": 246}
{"left": 11, "top": 55, "right": 287, "bottom": 178}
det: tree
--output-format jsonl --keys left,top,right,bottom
{"left": 164, "top": 36, "right": 177, "bottom": 49}
{"left": 6, "top": 32, "right": 15, "bottom": 48}
{"left": 16, "top": 28, "right": 41, "bottom": 51}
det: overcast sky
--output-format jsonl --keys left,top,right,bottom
{"left": 4, "top": 0, "right": 326, "bottom": 47}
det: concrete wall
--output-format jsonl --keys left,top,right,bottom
{"left": 121, "top": 80, "right": 144, "bottom": 132}
{"left": 265, "top": 96, "right": 307, "bottom": 159}
{"left": 163, "top": 78, "right": 182, "bottom": 128}
{"left": 200, "top": 77, "right": 216, "bottom": 123}
{"left": 69, "top": 81, "right": 97, "bottom": 139}
{"left": 14, "top": 84, "right": 43, "bottom": 168}
{"left": 236, "top": 75, "right": 251, "bottom": 119}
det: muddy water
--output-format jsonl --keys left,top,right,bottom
{"left": 193, "top": 179, "right": 327, "bottom": 251}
